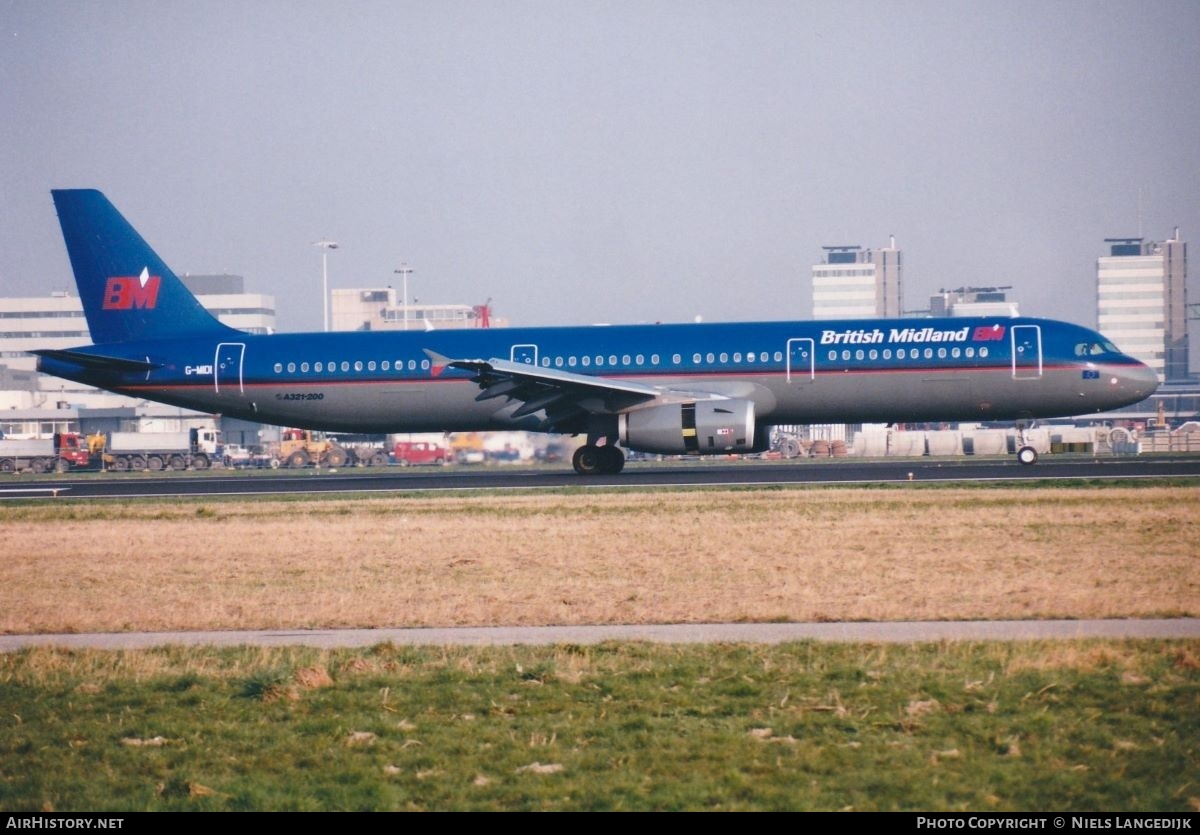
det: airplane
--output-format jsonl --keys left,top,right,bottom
{"left": 33, "top": 189, "right": 1159, "bottom": 475}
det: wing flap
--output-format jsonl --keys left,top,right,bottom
{"left": 423, "top": 349, "right": 662, "bottom": 425}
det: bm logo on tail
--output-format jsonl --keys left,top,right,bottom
{"left": 102, "top": 267, "right": 161, "bottom": 310}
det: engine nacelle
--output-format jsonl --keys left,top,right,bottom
{"left": 619, "top": 399, "right": 757, "bottom": 455}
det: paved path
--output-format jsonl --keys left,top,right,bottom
{"left": 3, "top": 619, "right": 1197, "bottom": 652}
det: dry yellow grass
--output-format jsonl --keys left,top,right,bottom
{"left": 1, "top": 486, "right": 1197, "bottom": 633}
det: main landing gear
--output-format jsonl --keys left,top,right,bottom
{"left": 572, "top": 443, "right": 625, "bottom": 475}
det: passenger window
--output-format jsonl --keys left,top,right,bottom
{"left": 671, "top": 354, "right": 681, "bottom": 364}
{"left": 273, "top": 362, "right": 282, "bottom": 373}
{"left": 828, "top": 350, "right": 837, "bottom": 361}
{"left": 869, "top": 349, "right": 878, "bottom": 360}
{"left": 368, "top": 361, "right": 376, "bottom": 371}
{"left": 979, "top": 347, "right": 989, "bottom": 358}
{"left": 421, "top": 360, "right": 430, "bottom": 370}
{"left": 841, "top": 350, "right": 850, "bottom": 361}
{"left": 719, "top": 352, "right": 728, "bottom": 363}
{"left": 301, "top": 362, "right": 310, "bottom": 372}
{"left": 542, "top": 357, "right": 550, "bottom": 367}
{"left": 746, "top": 352, "right": 755, "bottom": 363}
{"left": 706, "top": 352, "right": 715, "bottom": 363}
{"left": 609, "top": 355, "right": 618, "bottom": 366}
{"left": 651, "top": 354, "right": 659, "bottom": 365}
{"left": 773, "top": 351, "right": 782, "bottom": 362}
{"left": 315, "top": 362, "right": 324, "bottom": 372}
{"left": 621, "top": 354, "right": 631, "bottom": 365}
{"left": 923, "top": 348, "right": 933, "bottom": 359}
{"left": 855, "top": 349, "right": 864, "bottom": 361}
{"left": 966, "top": 347, "right": 975, "bottom": 358}
{"left": 897, "top": 349, "right": 906, "bottom": 359}
{"left": 287, "top": 362, "right": 296, "bottom": 373}
{"left": 341, "top": 361, "right": 350, "bottom": 372}
{"left": 381, "top": 361, "right": 389, "bottom": 371}
{"left": 354, "top": 361, "right": 363, "bottom": 372}
{"left": 635, "top": 354, "right": 644, "bottom": 365}
{"left": 951, "top": 348, "right": 960, "bottom": 358}
{"left": 733, "top": 352, "right": 742, "bottom": 362}
{"left": 693, "top": 353, "right": 702, "bottom": 364}
{"left": 555, "top": 357, "right": 564, "bottom": 367}
{"left": 883, "top": 349, "right": 891, "bottom": 359}
{"left": 582, "top": 356, "right": 591, "bottom": 367}
{"left": 596, "top": 356, "right": 604, "bottom": 367}
{"left": 568, "top": 356, "right": 577, "bottom": 367}
{"left": 937, "top": 348, "right": 946, "bottom": 359}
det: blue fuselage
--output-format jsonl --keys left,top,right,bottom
{"left": 38, "top": 315, "right": 1159, "bottom": 437}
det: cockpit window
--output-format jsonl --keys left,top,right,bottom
{"left": 1075, "top": 341, "right": 1114, "bottom": 357}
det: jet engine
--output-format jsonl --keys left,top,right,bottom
{"left": 619, "top": 399, "right": 757, "bottom": 455}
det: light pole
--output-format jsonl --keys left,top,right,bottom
{"left": 313, "top": 239, "right": 339, "bottom": 332}
{"left": 394, "top": 264, "right": 414, "bottom": 331}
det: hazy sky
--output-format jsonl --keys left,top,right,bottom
{"left": 2, "top": 0, "right": 1198, "bottom": 333}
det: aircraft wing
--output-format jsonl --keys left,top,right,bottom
{"left": 424, "top": 350, "right": 720, "bottom": 430}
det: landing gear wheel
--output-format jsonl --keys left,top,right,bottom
{"left": 599, "top": 445, "right": 625, "bottom": 474}
{"left": 1017, "top": 445, "right": 1039, "bottom": 465}
{"left": 573, "top": 444, "right": 625, "bottom": 475}
{"left": 572, "top": 445, "right": 603, "bottom": 475}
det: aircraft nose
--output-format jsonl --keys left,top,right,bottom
{"left": 1117, "top": 360, "right": 1159, "bottom": 402}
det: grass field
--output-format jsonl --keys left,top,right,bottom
{"left": 2, "top": 481, "right": 1197, "bottom": 811}
{"left": 1, "top": 485, "right": 1197, "bottom": 633}
{"left": 2, "top": 640, "right": 1198, "bottom": 811}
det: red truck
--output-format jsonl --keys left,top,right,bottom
{"left": 391, "top": 440, "right": 448, "bottom": 466}
{"left": 0, "top": 433, "right": 94, "bottom": 473}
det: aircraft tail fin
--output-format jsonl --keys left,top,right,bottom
{"left": 51, "top": 189, "right": 236, "bottom": 345}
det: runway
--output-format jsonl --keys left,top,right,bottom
{"left": 2, "top": 455, "right": 1199, "bottom": 499}
{"left": 3, "top": 619, "right": 1198, "bottom": 652}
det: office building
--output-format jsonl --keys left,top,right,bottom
{"left": 1097, "top": 231, "right": 1188, "bottom": 382}
{"left": 0, "top": 275, "right": 274, "bottom": 408}
{"left": 330, "top": 288, "right": 506, "bottom": 332}
{"left": 929, "top": 286, "right": 1019, "bottom": 318}
{"left": 812, "top": 238, "right": 902, "bottom": 320}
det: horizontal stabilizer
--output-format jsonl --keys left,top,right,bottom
{"left": 31, "top": 348, "right": 162, "bottom": 373}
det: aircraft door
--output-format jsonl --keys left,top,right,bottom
{"left": 214, "top": 342, "right": 246, "bottom": 395}
{"left": 1011, "top": 325, "right": 1042, "bottom": 380}
{"left": 786, "top": 338, "right": 815, "bottom": 383}
{"left": 510, "top": 344, "right": 539, "bottom": 366}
